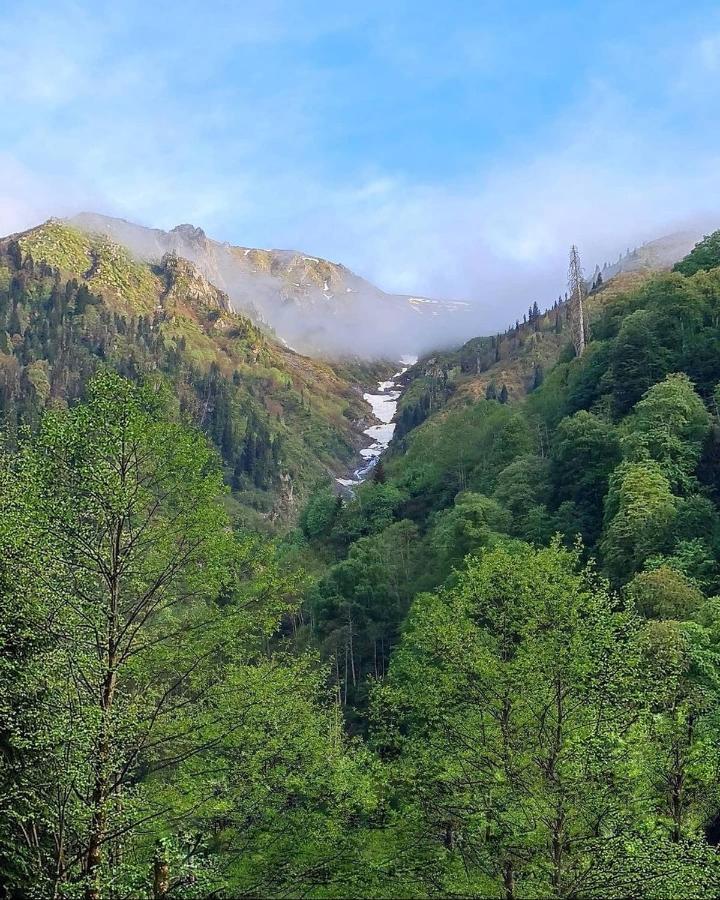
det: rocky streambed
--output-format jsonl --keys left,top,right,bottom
{"left": 337, "top": 355, "right": 417, "bottom": 488}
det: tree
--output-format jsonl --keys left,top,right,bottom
{"left": 300, "top": 485, "right": 342, "bottom": 541}
{"left": 609, "top": 309, "right": 667, "bottom": 417}
{"left": 373, "top": 542, "right": 642, "bottom": 898}
{"left": 0, "top": 372, "right": 338, "bottom": 897}
{"left": 150, "top": 652, "right": 381, "bottom": 898}
{"left": 311, "top": 519, "right": 422, "bottom": 701}
{"left": 626, "top": 567, "right": 705, "bottom": 620}
{"left": 638, "top": 619, "right": 720, "bottom": 844}
{"left": 601, "top": 462, "right": 676, "bottom": 584}
{"left": 8, "top": 303, "right": 21, "bottom": 336}
{"left": 622, "top": 373, "right": 710, "bottom": 490}
{"left": 674, "top": 230, "right": 720, "bottom": 276}
{"left": 428, "top": 491, "right": 510, "bottom": 576}
{"left": 0, "top": 372, "right": 245, "bottom": 897}
{"left": 568, "top": 245, "right": 586, "bottom": 356}
{"left": 531, "top": 364, "right": 544, "bottom": 390}
{"left": 493, "top": 454, "right": 553, "bottom": 543}
{"left": 499, "top": 384, "right": 509, "bottom": 404}
{"left": 550, "top": 411, "right": 620, "bottom": 547}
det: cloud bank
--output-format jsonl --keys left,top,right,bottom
{"left": 1, "top": 1, "right": 720, "bottom": 337}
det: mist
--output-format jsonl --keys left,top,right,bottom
{"left": 64, "top": 203, "right": 714, "bottom": 361}
{"left": 2, "top": 1, "right": 720, "bottom": 359}
{"left": 67, "top": 212, "right": 481, "bottom": 359}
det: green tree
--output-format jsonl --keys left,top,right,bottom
{"left": 428, "top": 491, "right": 510, "bottom": 576}
{"left": 601, "top": 462, "right": 676, "bottom": 584}
{"left": 300, "top": 485, "right": 342, "bottom": 541}
{"left": 373, "top": 542, "right": 641, "bottom": 898}
{"left": 626, "top": 567, "right": 705, "bottom": 620}
{"left": 622, "top": 373, "right": 710, "bottom": 490}
{"left": 609, "top": 309, "right": 666, "bottom": 417}
{"left": 674, "top": 230, "right": 720, "bottom": 276}
{"left": 639, "top": 620, "right": 720, "bottom": 843}
{"left": 312, "top": 519, "right": 421, "bottom": 703}
{"left": 0, "top": 373, "right": 352, "bottom": 897}
{"left": 2, "top": 372, "right": 244, "bottom": 897}
{"left": 550, "top": 411, "right": 620, "bottom": 547}
{"left": 493, "top": 454, "right": 553, "bottom": 542}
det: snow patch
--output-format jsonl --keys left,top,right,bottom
{"left": 336, "top": 355, "right": 417, "bottom": 489}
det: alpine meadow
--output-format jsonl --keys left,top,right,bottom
{"left": 4, "top": 2, "right": 720, "bottom": 898}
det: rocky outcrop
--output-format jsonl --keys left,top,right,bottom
{"left": 68, "top": 212, "right": 472, "bottom": 357}
{"left": 160, "top": 251, "right": 231, "bottom": 314}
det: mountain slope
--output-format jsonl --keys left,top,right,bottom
{"left": 68, "top": 212, "right": 471, "bottom": 357}
{"left": 392, "top": 230, "right": 700, "bottom": 439}
{"left": 296, "top": 225, "right": 720, "bottom": 715}
{"left": 597, "top": 229, "right": 702, "bottom": 281}
{"left": 1, "top": 220, "right": 388, "bottom": 522}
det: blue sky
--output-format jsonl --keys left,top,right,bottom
{"left": 2, "top": 0, "right": 720, "bottom": 321}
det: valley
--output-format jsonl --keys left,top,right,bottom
{"left": 5, "top": 214, "right": 720, "bottom": 899}
{"left": 337, "top": 354, "right": 417, "bottom": 487}
{"left": 6, "top": 5, "right": 720, "bottom": 897}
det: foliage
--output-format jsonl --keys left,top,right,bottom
{"left": 0, "top": 373, "right": 370, "bottom": 898}
{"left": 8, "top": 222, "right": 720, "bottom": 897}
{"left": 0, "top": 233, "right": 376, "bottom": 520}
{"left": 674, "top": 230, "right": 720, "bottom": 276}
{"left": 372, "top": 543, "right": 643, "bottom": 896}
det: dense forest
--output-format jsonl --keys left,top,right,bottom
{"left": 4, "top": 230, "right": 720, "bottom": 897}
{"left": 0, "top": 224, "right": 385, "bottom": 528}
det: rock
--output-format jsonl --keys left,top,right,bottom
{"left": 161, "top": 252, "right": 231, "bottom": 313}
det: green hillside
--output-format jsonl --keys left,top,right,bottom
{"left": 293, "top": 231, "right": 720, "bottom": 690}
{"left": 0, "top": 221, "right": 385, "bottom": 524}
{"left": 394, "top": 269, "right": 654, "bottom": 446}
{"left": 7, "top": 226, "right": 720, "bottom": 899}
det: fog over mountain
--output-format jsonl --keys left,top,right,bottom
{"left": 61, "top": 211, "right": 705, "bottom": 359}
{"left": 67, "top": 212, "right": 474, "bottom": 358}
{"left": 3, "top": 1, "right": 720, "bottom": 358}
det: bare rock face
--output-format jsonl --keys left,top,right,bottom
{"left": 161, "top": 251, "right": 231, "bottom": 313}
{"left": 169, "top": 223, "right": 207, "bottom": 244}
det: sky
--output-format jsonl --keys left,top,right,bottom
{"left": 2, "top": 0, "right": 720, "bottom": 327}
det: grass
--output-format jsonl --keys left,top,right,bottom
{"left": 20, "top": 221, "right": 158, "bottom": 313}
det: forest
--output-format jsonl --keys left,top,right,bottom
{"left": 4, "top": 231, "right": 720, "bottom": 898}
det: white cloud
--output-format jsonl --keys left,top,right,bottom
{"left": 1, "top": 3, "right": 719, "bottom": 342}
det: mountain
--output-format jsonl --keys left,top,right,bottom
{"left": 392, "top": 229, "right": 709, "bottom": 437}
{"left": 594, "top": 229, "right": 702, "bottom": 281}
{"left": 0, "top": 219, "right": 390, "bottom": 522}
{"left": 7, "top": 213, "right": 720, "bottom": 898}
{"left": 301, "top": 224, "right": 720, "bottom": 716}
{"left": 68, "top": 212, "right": 471, "bottom": 358}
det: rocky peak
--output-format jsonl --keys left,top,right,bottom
{"left": 161, "top": 251, "right": 230, "bottom": 313}
{"left": 169, "top": 223, "right": 207, "bottom": 244}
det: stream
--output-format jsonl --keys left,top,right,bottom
{"left": 337, "top": 355, "right": 417, "bottom": 488}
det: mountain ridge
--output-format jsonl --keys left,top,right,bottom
{"left": 68, "top": 212, "right": 472, "bottom": 358}
{"left": 0, "top": 218, "right": 393, "bottom": 522}
{"left": 389, "top": 233, "right": 707, "bottom": 445}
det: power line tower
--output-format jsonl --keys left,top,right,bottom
{"left": 568, "top": 244, "right": 586, "bottom": 357}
